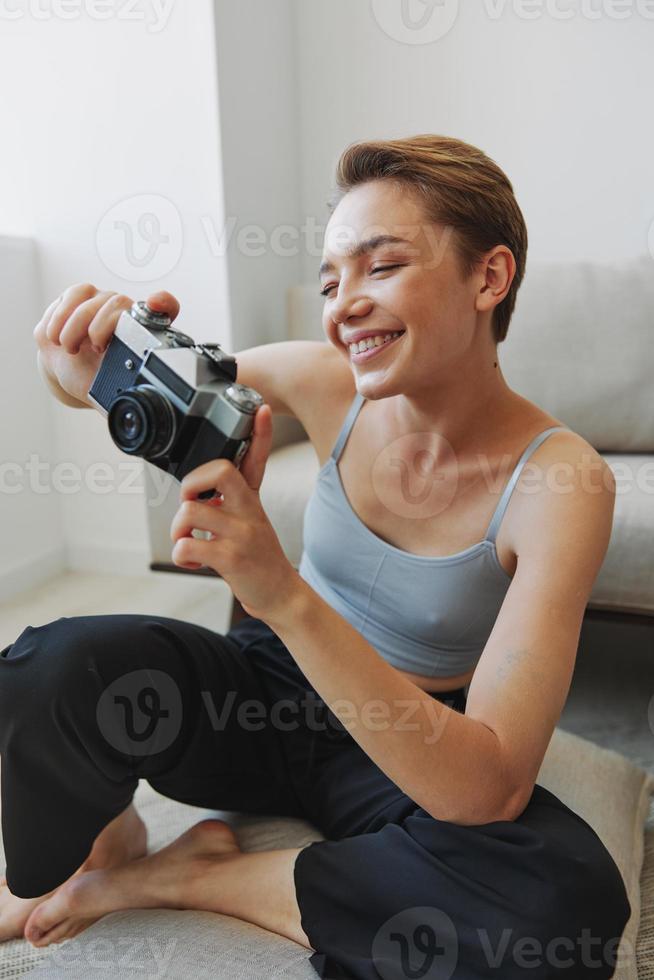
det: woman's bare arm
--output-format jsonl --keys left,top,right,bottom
{"left": 262, "top": 434, "right": 616, "bottom": 827}
{"left": 33, "top": 283, "right": 336, "bottom": 423}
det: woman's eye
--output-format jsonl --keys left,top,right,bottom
{"left": 319, "top": 264, "right": 404, "bottom": 297}
{"left": 370, "top": 264, "right": 403, "bottom": 275}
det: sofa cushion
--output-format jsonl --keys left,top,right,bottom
{"left": 640, "top": 826, "right": 654, "bottom": 978}
{"left": 592, "top": 454, "right": 654, "bottom": 614}
{"left": 259, "top": 438, "right": 320, "bottom": 569}
{"left": 500, "top": 257, "right": 654, "bottom": 454}
{"left": 4, "top": 727, "right": 651, "bottom": 980}
{"left": 535, "top": 729, "right": 654, "bottom": 979}
{"left": 287, "top": 255, "right": 654, "bottom": 453}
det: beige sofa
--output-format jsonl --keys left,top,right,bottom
{"left": 5, "top": 257, "right": 652, "bottom": 979}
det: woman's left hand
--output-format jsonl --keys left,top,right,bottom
{"left": 170, "top": 404, "right": 299, "bottom": 622}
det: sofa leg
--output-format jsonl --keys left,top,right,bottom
{"left": 229, "top": 594, "right": 249, "bottom": 630}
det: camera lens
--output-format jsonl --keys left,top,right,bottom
{"left": 121, "top": 408, "right": 142, "bottom": 441}
{"left": 108, "top": 386, "right": 177, "bottom": 459}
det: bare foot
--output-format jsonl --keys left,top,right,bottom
{"left": 0, "top": 877, "right": 59, "bottom": 944}
{"left": 23, "top": 819, "right": 240, "bottom": 948}
{"left": 0, "top": 802, "right": 147, "bottom": 944}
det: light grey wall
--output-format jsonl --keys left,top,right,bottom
{"left": 0, "top": 237, "right": 66, "bottom": 602}
{"left": 213, "top": 0, "right": 303, "bottom": 350}
{"left": 292, "top": 0, "right": 654, "bottom": 282}
{"left": 0, "top": 2, "right": 231, "bottom": 576}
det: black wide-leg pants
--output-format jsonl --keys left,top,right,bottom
{"left": 0, "top": 613, "right": 631, "bottom": 979}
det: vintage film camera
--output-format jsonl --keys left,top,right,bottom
{"left": 88, "top": 301, "right": 263, "bottom": 499}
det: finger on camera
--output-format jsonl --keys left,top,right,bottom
{"left": 33, "top": 297, "right": 62, "bottom": 346}
{"left": 45, "top": 283, "right": 98, "bottom": 345}
{"left": 86, "top": 293, "right": 135, "bottom": 352}
{"left": 145, "top": 290, "right": 180, "bottom": 321}
{"left": 58, "top": 291, "right": 119, "bottom": 354}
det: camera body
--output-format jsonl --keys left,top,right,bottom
{"left": 88, "top": 301, "right": 263, "bottom": 496}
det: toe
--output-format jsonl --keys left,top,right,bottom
{"left": 23, "top": 885, "right": 77, "bottom": 944}
{"left": 28, "top": 917, "right": 76, "bottom": 947}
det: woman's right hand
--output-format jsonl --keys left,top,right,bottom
{"left": 33, "top": 283, "right": 181, "bottom": 408}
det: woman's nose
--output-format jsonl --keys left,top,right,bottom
{"left": 329, "top": 292, "right": 373, "bottom": 325}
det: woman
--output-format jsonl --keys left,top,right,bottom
{"left": 0, "top": 135, "right": 630, "bottom": 978}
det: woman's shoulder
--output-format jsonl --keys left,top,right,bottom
{"left": 512, "top": 395, "right": 601, "bottom": 464}
{"left": 285, "top": 344, "right": 357, "bottom": 463}
{"left": 512, "top": 396, "right": 614, "bottom": 554}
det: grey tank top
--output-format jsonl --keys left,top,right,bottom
{"left": 298, "top": 391, "right": 569, "bottom": 678}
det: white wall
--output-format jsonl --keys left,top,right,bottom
{"left": 213, "top": 0, "right": 303, "bottom": 350}
{"left": 0, "top": 2, "right": 231, "bottom": 578}
{"left": 0, "top": 237, "right": 66, "bottom": 602}
{"left": 0, "top": 1, "right": 310, "bottom": 584}
{"left": 292, "top": 0, "right": 654, "bottom": 279}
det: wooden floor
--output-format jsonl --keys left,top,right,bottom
{"left": 1, "top": 570, "right": 652, "bottom": 778}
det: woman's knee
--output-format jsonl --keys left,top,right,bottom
{"left": 498, "top": 846, "right": 631, "bottom": 978}
{"left": 294, "top": 820, "right": 632, "bottom": 980}
{"left": 0, "top": 614, "right": 167, "bottom": 714}
{"left": 551, "top": 850, "right": 631, "bottom": 978}
{"left": 0, "top": 615, "right": 198, "bottom": 777}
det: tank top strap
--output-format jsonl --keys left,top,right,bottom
{"left": 331, "top": 392, "right": 366, "bottom": 462}
{"left": 485, "top": 426, "right": 570, "bottom": 544}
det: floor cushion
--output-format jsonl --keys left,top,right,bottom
{"left": 1, "top": 727, "right": 652, "bottom": 979}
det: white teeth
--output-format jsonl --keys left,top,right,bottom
{"left": 348, "top": 331, "right": 402, "bottom": 355}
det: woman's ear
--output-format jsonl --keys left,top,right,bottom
{"left": 474, "top": 246, "right": 515, "bottom": 315}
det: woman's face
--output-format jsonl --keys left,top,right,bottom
{"left": 319, "top": 180, "right": 483, "bottom": 399}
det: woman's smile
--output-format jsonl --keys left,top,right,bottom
{"left": 348, "top": 331, "right": 405, "bottom": 363}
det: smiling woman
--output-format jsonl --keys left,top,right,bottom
{"left": 3, "top": 133, "right": 631, "bottom": 980}
{"left": 324, "top": 134, "right": 528, "bottom": 343}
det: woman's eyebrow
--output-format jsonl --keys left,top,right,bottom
{"left": 318, "top": 234, "right": 412, "bottom": 277}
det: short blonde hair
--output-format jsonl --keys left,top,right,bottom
{"left": 328, "top": 134, "right": 528, "bottom": 345}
